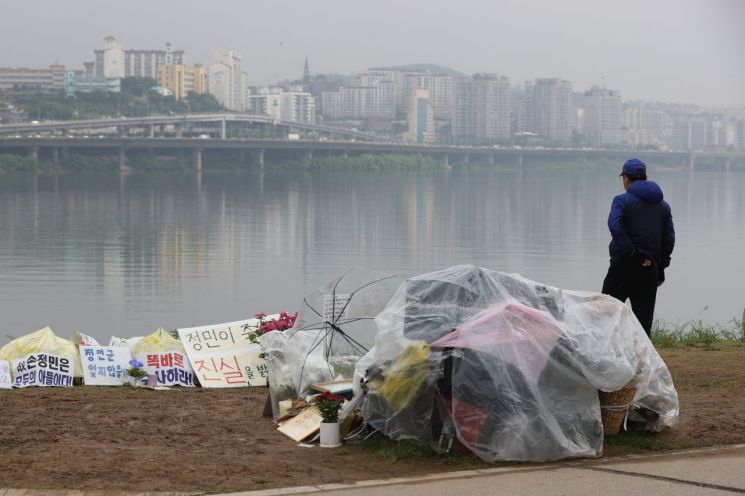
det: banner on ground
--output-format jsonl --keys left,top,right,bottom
{"left": 134, "top": 351, "right": 194, "bottom": 387}
{"left": 178, "top": 318, "right": 270, "bottom": 388}
{"left": 0, "top": 360, "right": 12, "bottom": 389}
{"left": 79, "top": 346, "right": 131, "bottom": 386}
{"left": 11, "top": 353, "right": 74, "bottom": 388}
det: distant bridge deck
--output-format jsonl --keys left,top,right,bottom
{"left": 1, "top": 137, "right": 743, "bottom": 172}
{"left": 0, "top": 113, "right": 387, "bottom": 142}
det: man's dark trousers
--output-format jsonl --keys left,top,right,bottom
{"left": 602, "top": 257, "right": 658, "bottom": 336}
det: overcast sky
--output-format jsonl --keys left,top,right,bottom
{"left": 2, "top": 0, "right": 743, "bottom": 106}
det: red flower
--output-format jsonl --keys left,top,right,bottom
{"left": 251, "top": 310, "right": 297, "bottom": 336}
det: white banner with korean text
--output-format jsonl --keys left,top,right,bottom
{"left": 0, "top": 360, "right": 12, "bottom": 389}
{"left": 133, "top": 351, "right": 194, "bottom": 387}
{"left": 177, "top": 317, "right": 270, "bottom": 388}
{"left": 11, "top": 353, "right": 74, "bottom": 388}
{"left": 79, "top": 346, "right": 132, "bottom": 386}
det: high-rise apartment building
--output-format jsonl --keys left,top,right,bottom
{"left": 355, "top": 73, "right": 396, "bottom": 118}
{"left": 249, "top": 87, "right": 315, "bottom": 124}
{"left": 208, "top": 48, "right": 247, "bottom": 111}
{"left": 402, "top": 74, "right": 453, "bottom": 120}
{"left": 736, "top": 120, "right": 745, "bottom": 152}
{"left": 321, "top": 85, "right": 391, "bottom": 120}
{"left": 583, "top": 85, "right": 624, "bottom": 146}
{"left": 93, "top": 36, "right": 184, "bottom": 79}
{"left": 158, "top": 64, "right": 206, "bottom": 100}
{"left": 524, "top": 78, "right": 573, "bottom": 144}
{"left": 672, "top": 118, "right": 727, "bottom": 151}
{"left": 359, "top": 70, "right": 402, "bottom": 115}
{"left": 452, "top": 74, "right": 511, "bottom": 143}
{"left": 407, "top": 89, "right": 435, "bottom": 144}
{"left": 624, "top": 105, "right": 671, "bottom": 147}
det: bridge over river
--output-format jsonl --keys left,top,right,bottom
{"left": 0, "top": 114, "right": 742, "bottom": 172}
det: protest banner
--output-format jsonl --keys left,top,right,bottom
{"left": 178, "top": 318, "right": 270, "bottom": 388}
{"left": 79, "top": 346, "right": 132, "bottom": 386}
{"left": 11, "top": 353, "right": 74, "bottom": 388}
{"left": 0, "top": 360, "right": 12, "bottom": 389}
{"left": 134, "top": 351, "right": 194, "bottom": 387}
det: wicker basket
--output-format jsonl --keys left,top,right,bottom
{"left": 598, "top": 386, "right": 636, "bottom": 436}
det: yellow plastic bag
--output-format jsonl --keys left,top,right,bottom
{"left": 0, "top": 327, "right": 82, "bottom": 378}
{"left": 378, "top": 341, "right": 432, "bottom": 411}
{"left": 131, "top": 327, "right": 185, "bottom": 356}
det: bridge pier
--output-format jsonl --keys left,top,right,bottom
{"left": 149, "top": 125, "right": 155, "bottom": 138}
{"left": 118, "top": 147, "right": 129, "bottom": 172}
{"left": 517, "top": 154, "right": 524, "bottom": 166}
{"left": 688, "top": 153, "right": 695, "bottom": 170}
{"left": 28, "top": 146, "right": 38, "bottom": 161}
{"left": 194, "top": 148, "right": 203, "bottom": 173}
{"left": 52, "top": 147, "right": 59, "bottom": 164}
{"left": 442, "top": 153, "right": 449, "bottom": 169}
{"left": 175, "top": 124, "right": 184, "bottom": 138}
{"left": 257, "top": 148, "right": 265, "bottom": 171}
{"left": 463, "top": 154, "right": 469, "bottom": 165}
{"left": 304, "top": 149, "right": 313, "bottom": 167}
{"left": 488, "top": 155, "right": 494, "bottom": 165}
{"left": 220, "top": 120, "right": 226, "bottom": 140}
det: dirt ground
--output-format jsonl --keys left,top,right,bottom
{"left": 1, "top": 343, "right": 745, "bottom": 494}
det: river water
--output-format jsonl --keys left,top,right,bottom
{"left": 0, "top": 165, "right": 743, "bottom": 345}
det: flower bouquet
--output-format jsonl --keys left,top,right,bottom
{"left": 125, "top": 359, "right": 147, "bottom": 387}
{"left": 245, "top": 311, "right": 298, "bottom": 344}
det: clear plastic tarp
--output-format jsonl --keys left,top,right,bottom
{"left": 261, "top": 268, "right": 400, "bottom": 420}
{"left": 356, "top": 265, "right": 679, "bottom": 462}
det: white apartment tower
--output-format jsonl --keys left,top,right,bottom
{"left": 583, "top": 85, "right": 624, "bottom": 147}
{"left": 402, "top": 74, "right": 453, "bottom": 120}
{"left": 99, "top": 36, "right": 125, "bottom": 78}
{"left": 208, "top": 48, "right": 247, "bottom": 111}
{"left": 529, "top": 78, "right": 574, "bottom": 144}
{"left": 452, "top": 74, "right": 511, "bottom": 143}
{"left": 94, "top": 37, "right": 184, "bottom": 79}
{"left": 624, "top": 105, "right": 671, "bottom": 147}
{"left": 249, "top": 87, "right": 315, "bottom": 124}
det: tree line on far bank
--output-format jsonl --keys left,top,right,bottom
{"left": 2, "top": 77, "right": 223, "bottom": 121}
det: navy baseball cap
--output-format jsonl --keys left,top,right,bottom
{"left": 620, "top": 158, "right": 647, "bottom": 178}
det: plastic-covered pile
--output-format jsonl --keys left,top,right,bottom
{"left": 261, "top": 269, "right": 400, "bottom": 420}
{"left": 131, "top": 327, "right": 185, "bottom": 356}
{"left": 356, "top": 265, "right": 679, "bottom": 462}
{"left": 0, "top": 327, "right": 83, "bottom": 378}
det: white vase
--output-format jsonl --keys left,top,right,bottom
{"left": 128, "top": 376, "right": 141, "bottom": 387}
{"left": 319, "top": 421, "right": 341, "bottom": 448}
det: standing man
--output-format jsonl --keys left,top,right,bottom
{"left": 602, "top": 158, "right": 675, "bottom": 336}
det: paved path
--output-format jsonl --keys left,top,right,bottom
{"left": 223, "top": 444, "right": 745, "bottom": 496}
{"left": 3, "top": 444, "right": 744, "bottom": 496}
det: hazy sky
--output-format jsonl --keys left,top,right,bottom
{"left": 2, "top": 0, "right": 744, "bottom": 106}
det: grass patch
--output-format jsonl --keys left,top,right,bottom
{"left": 359, "top": 433, "right": 476, "bottom": 464}
{"left": 651, "top": 311, "right": 745, "bottom": 349}
{"left": 360, "top": 434, "right": 436, "bottom": 462}
{"left": 603, "top": 431, "right": 691, "bottom": 456}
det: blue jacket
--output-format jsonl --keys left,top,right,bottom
{"left": 608, "top": 180, "right": 675, "bottom": 278}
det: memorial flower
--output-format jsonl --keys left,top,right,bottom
{"left": 316, "top": 391, "right": 344, "bottom": 424}
{"left": 245, "top": 311, "right": 298, "bottom": 344}
{"left": 126, "top": 359, "right": 147, "bottom": 380}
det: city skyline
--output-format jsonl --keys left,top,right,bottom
{"left": 1, "top": 0, "right": 743, "bottom": 107}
